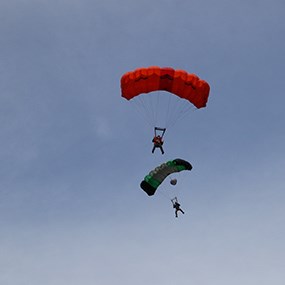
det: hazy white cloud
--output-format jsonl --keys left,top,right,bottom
{"left": 93, "top": 117, "right": 112, "bottom": 139}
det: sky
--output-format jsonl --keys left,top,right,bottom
{"left": 1, "top": 0, "right": 285, "bottom": 284}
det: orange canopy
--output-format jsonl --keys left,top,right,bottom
{"left": 121, "top": 66, "right": 210, "bottom": 109}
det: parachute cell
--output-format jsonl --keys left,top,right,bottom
{"left": 140, "top": 159, "right": 192, "bottom": 196}
{"left": 121, "top": 66, "right": 210, "bottom": 109}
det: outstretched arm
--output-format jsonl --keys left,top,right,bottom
{"left": 171, "top": 197, "right": 178, "bottom": 204}
{"left": 154, "top": 127, "right": 166, "bottom": 138}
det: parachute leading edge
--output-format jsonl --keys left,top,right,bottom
{"left": 140, "top": 159, "right": 193, "bottom": 196}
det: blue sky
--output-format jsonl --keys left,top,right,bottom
{"left": 1, "top": 0, "right": 285, "bottom": 284}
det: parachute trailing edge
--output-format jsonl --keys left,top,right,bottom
{"left": 140, "top": 159, "right": 192, "bottom": 196}
{"left": 121, "top": 66, "right": 210, "bottom": 109}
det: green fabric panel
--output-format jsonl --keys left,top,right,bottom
{"left": 144, "top": 175, "right": 160, "bottom": 189}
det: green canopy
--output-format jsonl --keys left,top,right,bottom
{"left": 140, "top": 159, "right": 192, "bottom": 196}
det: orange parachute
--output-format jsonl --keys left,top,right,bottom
{"left": 121, "top": 66, "right": 210, "bottom": 109}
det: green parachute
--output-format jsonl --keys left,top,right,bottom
{"left": 140, "top": 159, "right": 192, "bottom": 196}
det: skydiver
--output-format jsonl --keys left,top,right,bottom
{"left": 171, "top": 197, "right": 185, "bottom": 218}
{"left": 151, "top": 127, "right": 166, "bottom": 154}
{"left": 151, "top": 135, "right": 164, "bottom": 154}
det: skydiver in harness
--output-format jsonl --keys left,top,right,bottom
{"left": 152, "top": 127, "right": 166, "bottom": 155}
{"left": 171, "top": 197, "right": 185, "bottom": 218}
